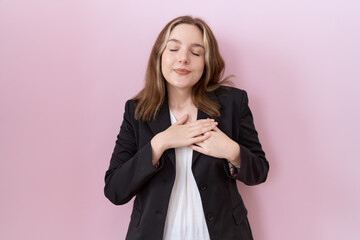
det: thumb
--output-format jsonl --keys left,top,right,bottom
{"left": 175, "top": 114, "right": 189, "bottom": 125}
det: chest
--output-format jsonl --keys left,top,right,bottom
{"left": 169, "top": 106, "right": 198, "bottom": 123}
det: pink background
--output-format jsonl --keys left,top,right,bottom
{"left": 1, "top": 1, "right": 359, "bottom": 239}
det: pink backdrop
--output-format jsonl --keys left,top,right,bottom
{"left": 1, "top": 1, "right": 359, "bottom": 239}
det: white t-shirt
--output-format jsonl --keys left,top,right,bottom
{"left": 162, "top": 109, "right": 211, "bottom": 240}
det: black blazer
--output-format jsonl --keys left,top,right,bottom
{"left": 104, "top": 86, "right": 269, "bottom": 240}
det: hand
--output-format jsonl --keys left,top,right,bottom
{"left": 159, "top": 114, "right": 218, "bottom": 149}
{"left": 151, "top": 115, "right": 218, "bottom": 165}
{"left": 190, "top": 127, "right": 241, "bottom": 166}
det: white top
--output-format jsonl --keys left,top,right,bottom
{"left": 162, "top": 109, "right": 211, "bottom": 240}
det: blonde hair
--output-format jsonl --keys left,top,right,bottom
{"left": 133, "top": 15, "right": 232, "bottom": 121}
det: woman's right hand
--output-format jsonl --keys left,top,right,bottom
{"left": 150, "top": 114, "right": 218, "bottom": 166}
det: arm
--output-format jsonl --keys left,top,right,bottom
{"left": 234, "top": 90, "right": 269, "bottom": 185}
{"left": 189, "top": 90, "right": 269, "bottom": 185}
{"left": 104, "top": 100, "right": 160, "bottom": 205}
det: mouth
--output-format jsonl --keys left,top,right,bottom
{"left": 173, "top": 68, "right": 191, "bottom": 75}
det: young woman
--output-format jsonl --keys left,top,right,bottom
{"left": 104, "top": 15, "right": 269, "bottom": 240}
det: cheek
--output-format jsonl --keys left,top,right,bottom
{"left": 161, "top": 55, "right": 173, "bottom": 78}
{"left": 161, "top": 54, "right": 165, "bottom": 67}
{"left": 161, "top": 55, "right": 168, "bottom": 74}
{"left": 161, "top": 53, "right": 172, "bottom": 67}
{"left": 196, "top": 61, "right": 205, "bottom": 74}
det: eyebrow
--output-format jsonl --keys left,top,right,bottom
{"left": 168, "top": 38, "right": 205, "bottom": 49}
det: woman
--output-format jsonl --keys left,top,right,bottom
{"left": 104, "top": 16, "right": 269, "bottom": 240}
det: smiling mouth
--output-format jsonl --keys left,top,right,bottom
{"left": 174, "top": 68, "right": 191, "bottom": 75}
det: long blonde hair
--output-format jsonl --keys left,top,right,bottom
{"left": 133, "top": 15, "right": 232, "bottom": 121}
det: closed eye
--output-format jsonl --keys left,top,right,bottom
{"left": 170, "top": 49, "right": 178, "bottom": 52}
{"left": 192, "top": 52, "right": 200, "bottom": 56}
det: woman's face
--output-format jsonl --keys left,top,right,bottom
{"left": 161, "top": 24, "right": 205, "bottom": 91}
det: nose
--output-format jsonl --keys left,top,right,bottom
{"left": 177, "top": 51, "right": 189, "bottom": 64}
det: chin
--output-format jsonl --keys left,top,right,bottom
{"left": 165, "top": 76, "right": 200, "bottom": 90}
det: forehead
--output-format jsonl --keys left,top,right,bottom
{"left": 168, "top": 24, "right": 203, "bottom": 44}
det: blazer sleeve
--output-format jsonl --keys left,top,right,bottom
{"left": 234, "top": 90, "right": 269, "bottom": 185}
{"left": 104, "top": 100, "right": 161, "bottom": 205}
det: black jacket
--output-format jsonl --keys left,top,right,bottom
{"left": 104, "top": 86, "right": 269, "bottom": 240}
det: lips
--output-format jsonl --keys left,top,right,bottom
{"left": 173, "top": 68, "right": 191, "bottom": 75}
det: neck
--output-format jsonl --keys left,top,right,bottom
{"left": 167, "top": 85, "right": 194, "bottom": 110}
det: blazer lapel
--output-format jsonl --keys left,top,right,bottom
{"left": 147, "top": 98, "right": 176, "bottom": 167}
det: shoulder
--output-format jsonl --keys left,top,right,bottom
{"left": 122, "top": 99, "right": 139, "bottom": 121}
{"left": 124, "top": 98, "right": 138, "bottom": 109}
{"left": 212, "top": 86, "right": 248, "bottom": 104}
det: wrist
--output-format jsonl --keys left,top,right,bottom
{"left": 227, "top": 141, "right": 241, "bottom": 166}
{"left": 151, "top": 133, "right": 166, "bottom": 154}
{"left": 151, "top": 134, "right": 163, "bottom": 167}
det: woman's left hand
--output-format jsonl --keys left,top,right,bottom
{"left": 190, "top": 127, "right": 241, "bottom": 166}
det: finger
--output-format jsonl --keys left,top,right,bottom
{"left": 195, "top": 121, "right": 217, "bottom": 130}
{"left": 190, "top": 144, "right": 204, "bottom": 153}
{"left": 191, "top": 132, "right": 211, "bottom": 144}
{"left": 189, "top": 120, "right": 216, "bottom": 130}
{"left": 189, "top": 118, "right": 215, "bottom": 126}
{"left": 210, "top": 122, "right": 218, "bottom": 130}
{"left": 174, "top": 114, "right": 189, "bottom": 125}
{"left": 193, "top": 124, "right": 216, "bottom": 137}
